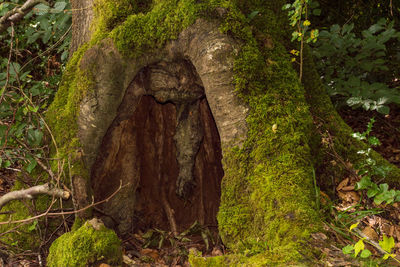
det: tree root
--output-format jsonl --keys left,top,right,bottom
{"left": 161, "top": 187, "right": 178, "bottom": 237}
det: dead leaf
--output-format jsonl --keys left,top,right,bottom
{"left": 394, "top": 226, "right": 400, "bottom": 241}
{"left": 345, "top": 161, "right": 353, "bottom": 169}
{"left": 390, "top": 225, "right": 395, "bottom": 236}
{"left": 212, "top": 247, "right": 223, "bottom": 256}
{"left": 337, "top": 178, "right": 349, "bottom": 191}
{"left": 320, "top": 191, "right": 331, "bottom": 205}
{"left": 272, "top": 124, "right": 277, "bottom": 133}
{"left": 338, "top": 191, "right": 360, "bottom": 203}
{"left": 311, "top": 232, "right": 328, "bottom": 240}
{"left": 123, "top": 255, "right": 137, "bottom": 265}
{"left": 362, "top": 226, "right": 379, "bottom": 241}
{"left": 341, "top": 185, "right": 355, "bottom": 191}
{"left": 381, "top": 223, "right": 391, "bottom": 236}
{"left": 140, "top": 248, "right": 159, "bottom": 260}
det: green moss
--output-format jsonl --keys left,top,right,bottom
{"left": 109, "top": 0, "right": 208, "bottom": 57}
{"left": 189, "top": 250, "right": 228, "bottom": 266}
{"left": 93, "top": 0, "right": 151, "bottom": 33}
{"left": 47, "top": 220, "right": 122, "bottom": 267}
{"left": 189, "top": 249, "right": 315, "bottom": 266}
{"left": 44, "top": 0, "right": 322, "bottom": 264}
{"left": 215, "top": 2, "right": 320, "bottom": 262}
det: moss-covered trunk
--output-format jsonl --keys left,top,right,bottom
{"left": 2, "top": 0, "right": 397, "bottom": 265}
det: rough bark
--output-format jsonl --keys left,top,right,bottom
{"left": 81, "top": 19, "right": 245, "bottom": 234}
{"left": 69, "top": 0, "right": 94, "bottom": 55}
{"left": 40, "top": 0, "right": 400, "bottom": 265}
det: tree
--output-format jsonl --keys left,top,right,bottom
{"left": 1, "top": 0, "right": 399, "bottom": 265}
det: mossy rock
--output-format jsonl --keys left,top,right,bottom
{"left": 47, "top": 218, "right": 122, "bottom": 267}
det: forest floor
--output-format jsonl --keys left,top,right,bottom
{"left": 0, "top": 106, "right": 400, "bottom": 266}
{"left": 313, "top": 104, "right": 400, "bottom": 266}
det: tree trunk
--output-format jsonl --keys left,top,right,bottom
{"left": 44, "top": 0, "right": 400, "bottom": 265}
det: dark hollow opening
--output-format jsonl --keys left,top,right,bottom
{"left": 90, "top": 60, "right": 224, "bottom": 236}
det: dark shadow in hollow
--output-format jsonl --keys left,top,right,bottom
{"left": 90, "top": 60, "right": 224, "bottom": 236}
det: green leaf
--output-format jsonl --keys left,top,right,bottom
{"left": 368, "top": 136, "right": 381, "bottom": 146}
{"left": 354, "top": 239, "right": 365, "bottom": 257}
{"left": 27, "top": 32, "right": 41, "bottom": 44}
{"left": 382, "top": 253, "right": 396, "bottom": 260}
{"left": 379, "top": 235, "right": 395, "bottom": 253}
{"left": 27, "top": 129, "right": 43, "bottom": 147}
{"left": 376, "top": 105, "right": 390, "bottom": 114}
{"left": 4, "top": 160, "right": 11, "bottom": 168}
{"left": 53, "top": 1, "right": 67, "bottom": 12}
{"left": 360, "top": 249, "right": 372, "bottom": 258}
{"left": 342, "top": 245, "right": 354, "bottom": 254}
{"left": 28, "top": 105, "right": 39, "bottom": 113}
{"left": 367, "top": 184, "right": 380, "bottom": 198}
{"left": 331, "top": 24, "right": 340, "bottom": 33}
{"left": 25, "top": 158, "right": 37, "bottom": 173}
{"left": 349, "top": 222, "right": 359, "bottom": 231}
{"left": 379, "top": 183, "right": 389, "bottom": 192}
{"left": 201, "top": 231, "right": 209, "bottom": 250}
{"left": 34, "top": 3, "right": 50, "bottom": 15}
{"left": 248, "top": 10, "right": 259, "bottom": 21}
{"left": 355, "top": 177, "right": 373, "bottom": 190}
{"left": 28, "top": 220, "right": 38, "bottom": 232}
{"left": 38, "top": 16, "right": 50, "bottom": 30}
{"left": 368, "top": 23, "right": 384, "bottom": 34}
{"left": 346, "top": 97, "right": 362, "bottom": 106}
{"left": 352, "top": 132, "right": 366, "bottom": 141}
{"left": 312, "top": 9, "right": 321, "bottom": 16}
{"left": 158, "top": 234, "right": 164, "bottom": 249}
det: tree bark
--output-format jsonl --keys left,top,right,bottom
{"left": 69, "top": 0, "right": 94, "bottom": 55}
{"left": 43, "top": 0, "right": 400, "bottom": 264}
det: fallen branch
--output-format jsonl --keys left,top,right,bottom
{"left": 0, "top": 180, "right": 128, "bottom": 225}
{"left": 0, "top": 183, "right": 70, "bottom": 211}
{"left": 0, "top": 0, "right": 49, "bottom": 33}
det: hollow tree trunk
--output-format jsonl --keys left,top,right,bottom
{"left": 45, "top": 0, "right": 400, "bottom": 264}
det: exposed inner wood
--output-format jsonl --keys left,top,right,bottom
{"left": 91, "top": 60, "right": 224, "bottom": 235}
